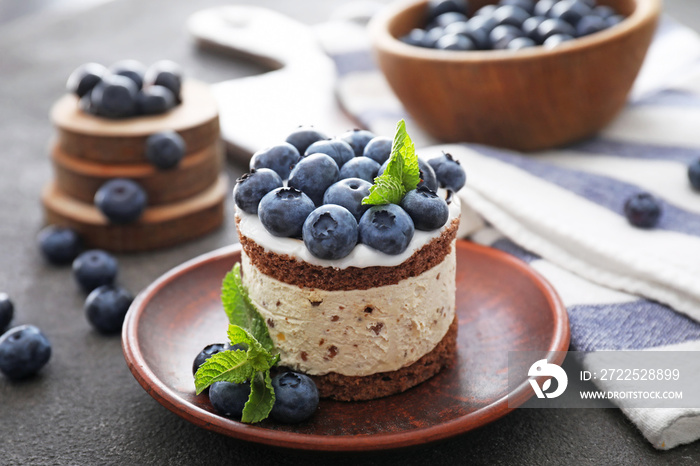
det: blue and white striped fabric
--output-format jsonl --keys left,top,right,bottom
{"left": 316, "top": 14, "right": 700, "bottom": 450}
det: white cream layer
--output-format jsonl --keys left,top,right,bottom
{"left": 235, "top": 193, "right": 461, "bottom": 269}
{"left": 241, "top": 247, "right": 456, "bottom": 376}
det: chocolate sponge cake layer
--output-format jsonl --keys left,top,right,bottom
{"left": 237, "top": 217, "right": 459, "bottom": 292}
{"left": 307, "top": 316, "right": 458, "bottom": 401}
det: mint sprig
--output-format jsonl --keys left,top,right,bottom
{"left": 194, "top": 263, "right": 279, "bottom": 423}
{"left": 362, "top": 119, "right": 420, "bottom": 205}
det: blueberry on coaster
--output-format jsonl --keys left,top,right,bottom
{"left": 109, "top": 59, "right": 147, "bottom": 90}
{"left": 72, "top": 250, "right": 118, "bottom": 293}
{"left": 0, "top": 325, "right": 51, "bottom": 380}
{"left": 145, "top": 131, "right": 186, "bottom": 170}
{"left": 136, "top": 85, "right": 176, "bottom": 115}
{"left": 37, "top": 225, "right": 82, "bottom": 265}
{"left": 94, "top": 178, "right": 147, "bottom": 224}
{"left": 84, "top": 285, "right": 134, "bottom": 335}
{"left": 90, "top": 74, "right": 139, "bottom": 118}
{"left": 144, "top": 60, "right": 183, "bottom": 102}
{"left": 66, "top": 62, "right": 107, "bottom": 98}
{"left": 624, "top": 192, "right": 662, "bottom": 228}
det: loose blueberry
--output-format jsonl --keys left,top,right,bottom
{"left": 468, "top": 13, "right": 499, "bottom": 36}
{"left": 576, "top": 14, "right": 608, "bottom": 36}
{"left": 338, "top": 157, "right": 381, "bottom": 183}
{"left": 109, "top": 59, "right": 147, "bottom": 90}
{"left": 537, "top": 18, "right": 577, "bottom": 41}
{"left": 688, "top": 159, "right": 700, "bottom": 190}
{"left": 363, "top": 137, "right": 392, "bottom": 165}
{"left": 401, "top": 28, "right": 432, "bottom": 47}
{"left": 192, "top": 343, "right": 227, "bottom": 375}
{"left": 258, "top": 187, "right": 316, "bottom": 237}
{"left": 288, "top": 153, "right": 340, "bottom": 206}
{"left": 303, "top": 205, "right": 358, "bottom": 259}
{"left": 522, "top": 15, "right": 547, "bottom": 43}
{"left": 424, "top": 26, "right": 447, "bottom": 47}
{"left": 358, "top": 204, "right": 415, "bottom": 255}
{"left": 233, "top": 168, "right": 283, "bottom": 215}
{"left": 500, "top": 0, "right": 535, "bottom": 15}
{"left": 475, "top": 4, "right": 498, "bottom": 17}
{"left": 323, "top": 178, "right": 372, "bottom": 222}
{"left": 401, "top": 187, "right": 450, "bottom": 230}
{"left": 0, "top": 325, "right": 51, "bottom": 380}
{"left": 90, "top": 74, "right": 139, "bottom": 118}
{"left": 285, "top": 127, "right": 328, "bottom": 155}
{"left": 136, "top": 85, "right": 176, "bottom": 115}
{"left": 427, "top": 0, "right": 469, "bottom": 22}
{"left": 436, "top": 33, "right": 476, "bottom": 50}
{"left": 144, "top": 60, "right": 183, "bottom": 101}
{"left": 492, "top": 5, "right": 530, "bottom": 28}
{"left": 339, "top": 129, "right": 376, "bottom": 158}
{"left": 94, "top": 178, "right": 148, "bottom": 224}
{"left": 145, "top": 131, "right": 186, "bottom": 170}
{"left": 84, "top": 285, "right": 134, "bottom": 335}
{"left": 624, "top": 192, "right": 662, "bottom": 228}
{"left": 209, "top": 381, "right": 251, "bottom": 418}
{"left": 250, "top": 143, "right": 301, "bottom": 180}
{"left": 444, "top": 21, "right": 490, "bottom": 49}
{"left": 305, "top": 139, "right": 354, "bottom": 168}
{"left": 507, "top": 36, "right": 537, "bottom": 49}
{"left": 66, "top": 62, "right": 108, "bottom": 98}
{"left": 428, "top": 152, "right": 466, "bottom": 191}
{"left": 72, "top": 250, "right": 118, "bottom": 293}
{"left": 543, "top": 33, "right": 575, "bottom": 48}
{"left": 606, "top": 14, "right": 625, "bottom": 27}
{"left": 431, "top": 11, "right": 469, "bottom": 28}
{"left": 37, "top": 225, "right": 82, "bottom": 265}
{"left": 490, "top": 24, "right": 524, "bottom": 49}
{"left": 549, "top": 0, "right": 592, "bottom": 26}
{"left": 593, "top": 5, "right": 615, "bottom": 19}
{"left": 0, "top": 293, "right": 13, "bottom": 334}
{"left": 533, "top": 0, "right": 558, "bottom": 17}
{"left": 270, "top": 371, "right": 319, "bottom": 424}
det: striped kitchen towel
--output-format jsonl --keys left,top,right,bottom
{"left": 315, "top": 12, "right": 700, "bottom": 450}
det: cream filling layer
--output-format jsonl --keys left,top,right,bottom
{"left": 241, "top": 246, "right": 457, "bottom": 377}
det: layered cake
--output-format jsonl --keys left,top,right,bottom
{"left": 232, "top": 123, "right": 466, "bottom": 401}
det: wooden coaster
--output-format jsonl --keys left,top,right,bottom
{"left": 51, "top": 80, "right": 220, "bottom": 164}
{"left": 51, "top": 141, "right": 223, "bottom": 206}
{"left": 42, "top": 174, "right": 229, "bottom": 252}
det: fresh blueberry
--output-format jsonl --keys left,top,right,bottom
{"left": 593, "top": 5, "right": 616, "bottom": 19}
{"left": 400, "top": 187, "right": 450, "bottom": 231}
{"left": 0, "top": 293, "right": 13, "bottom": 334}
{"left": 533, "top": 0, "right": 558, "bottom": 17}
{"left": 323, "top": 178, "right": 372, "bottom": 222}
{"left": 338, "top": 157, "right": 381, "bottom": 183}
{"left": 305, "top": 139, "right": 354, "bottom": 168}
{"left": 688, "top": 159, "right": 700, "bottom": 190}
{"left": 490, "top": 24, "right": 524, "bottom": 49}
{"left": 358, "top": 204, "right": 415, "bottom": 255}
{"left": 270, "top": 371, "right": 319, "bottom": 424}
{"left": 606, "top": 14, "right": 625, "bottom": 27}
{"left": 209, "top": 381, "right": 251, "bottom": 418}
{"left": 549, "top": 0, "right": 592, "bottom": 26}
{"left": 94, "top": 178, "right": 147, "bottom": 224}
{"left": 522, "top": 16, "right": 547, "bottom": 43}
{"left": 576, "top": 15, "right": 608, "bottom": 36}
{"left": 136, "top": 85, "right": 176, "bottom": 115}
{"left": 90, "top": 74, "right": 139, "bottom": 118}
{"left": 401, "top": 28, "right": 432, "bottom": 47}
{"left": 303, "top": 205, "right": 358, "bottom": 260}
{"left": 428, "top": 152, "right": 466, "bottom": 191}
{"left": 258, "top": 187, "right": 316, "bottom": 237}
{"left": 288, "top": 153, "right": 339, "bottom": 206}
{"left": 424, "top": 26, "right": 447, "bottom": 48}
{"left": 444, "top": 21, "right": 490, "bottom": 49}
{"left": 431, "top": 11, "right": 469, "bottom": 29}
{"left": 233, "top": 168, "right": 283, "bottom": 214}
{"left": 474, "top": 4, "right": 498, "bottom": 17}
{"left": 66, "top": 62, "right": 107, "bottom": 98}
{"left": 543, "top": 33, "right": 575, "bottom": 48}
{"left": 72, "top": 250, "right": 118, "bottom": 293}
{"left": 192, "top": 343, "right": 227, "bottom": 375}
{"left": 285, "top": 127, "right": 328, "bottom": 155}
{"left": 507, "top": 36, "right": 537, "bottom": 49}
{"left": 250, "top": 143, "right": 301, "bottom": 180}
{"left": 144, "top": 60, "right": 183, "bottom": 102}
{"left": 427, "top": 0, "right": 469, "bottom": 22}
{"left": 624, "top": 192, "right": 662, "bottom": 228}
{"left": 468, "top": 12, "right": 499, "bottom": 36}
{"left": 418, "top": 158, "right": 439, "bottom": 191}
{"left": 538, "top": 18, "right": 577, "bottom": 41}
{"left": 436, "top": 33, "right": 476, "bottom": 50}
{"left": 145, "top": 131, "right": 186, "bottom": 170}
{"left": 339, "top": 129, "right": 376, "bottom": 158}
{"left": 37, "top": 225, "right": 82, "bottom": 265}
{"left": 84, "top": 285, "right": 134, "bottom": 335}
{"left": 363, "top": 137, "right": 392, "bottom": 165}
{"left": 109, "top": 59, "right": 147, "bottom": 90}
{"left": 0, "top": 325, "right": 51, "bottom": 380}
{"left": 493, "top": 5, "right": 530, "bottom": 28}
{"left": 500, "top": 0, "right": 535, "bottom": 14}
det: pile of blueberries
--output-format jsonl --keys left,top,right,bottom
{"left": 67, "top": 59, "right": 183, "bottom": 118}
{"left": 400, "top": 0, "right": 626, "bottom": 51}
{"left": 234, "top": 126, "right": 466, "bottom": 260}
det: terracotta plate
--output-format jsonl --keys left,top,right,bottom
{"left": 122, "top": 240, "right": 569, "bottom": 451}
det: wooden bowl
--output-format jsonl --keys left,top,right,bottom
{"left": 369, "top": 0, "right": 660, "bottom": 151}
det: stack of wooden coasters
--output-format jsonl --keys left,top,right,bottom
{"left": 42, "top": 80, "right": 227, "bottom": 252}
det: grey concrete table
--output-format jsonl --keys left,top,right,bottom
{"left": 1, "top": 0, "right": 699, "bottom": 464}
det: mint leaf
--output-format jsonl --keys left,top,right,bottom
{"left": 241, "top": 370, "right": 276, "bottom": 423}
{"left": 362, "top": 119, "right": 420, "bottom": 206}
{"left": 227, "top": 325, "right": 277, "bottom": 372}
{"left": 194, "top": 348, "right": 253, "bottom": 395}
{"left": 221, "top": 263, "right": 274, "bottom": 352}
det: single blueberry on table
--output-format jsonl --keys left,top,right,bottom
{"left": 688, "top": 159, "right": 700, "bottom": 190}
{"left": 233, "top": 168, "right": 283, "bottom": 215}
{"left": 72, "top": 249, "right": 118, "bottom": 293}
{"left": 249, "top": 142, "right": 301, "bottom": 180}
{"left": 363, "top": 137, "right": 392, "bottom": 165}
{"left": 66, "top": 62, "right": 107, "bottom": 98}
{"left": 338, "top": 157, "right": 381, "bottom": 183}
{"left": 305, "top": 138, "right": 354, "bottom": 169}
{"left": 339, "top": 129, "right": 376, "bottom": 158}
{"left": 400, "top": 187, "right": 450, "bottom": 231}
{"left": 323, "top": 178, "right": 372, "bottom": 222}
{"left": 428, "top": 152, "right": 467, "bottom": 192}
{"left": 0, "top": 293, "right": 13, "bottom": 334}
{"left": 358, "top": 204, "right": 415, "bottom": 255}
{"left": 0, "top": 325, "right": 51, "bottom": 380}
{"left": 145, "top": 130, "right": 186, "bottom": 170}
{"left": 436, "top": 33, "right": 476, "bottom": 51}
{"left": 94, "top": 178, "right": 148, "bottom": 224}
{"left": 136, "top": 85, "right": 176, "bottom": 115}
{"left": 209, "top": 381, "right": 251, "bottom": 419}
{"left": 288, "top": 153, "right": 339, "bottom": 206}
{"left": 285, "top": 126, "right": 328, "bottom": 155}
{"left": 427, "top": 0, "right": 469, "bottom": 22}
{"left": 37, "top": 225, "right": 82, "bottom": 265}
{"left": 192, "top": 343, "right": 227, "bottom": 376}
{"left": 144, "top": 60, "right": 183, "bottom": 102}
{"left": 109, "top": 59, "right": 147, "bottom": 90}
{"left": 84, "top": 285, "right": 134, "bottom": 335}
{"left": 303, "top": 205, "right": 359, "bottom": 260}
{"left": 270, "top": 371, "right": 319, "bottom": 424}
{"left": 90, "top": 74, "right": 139, "bottom": 119}
{"left": 258, "top": 187, "right": 316, "bottom": 238}
{"left": 624, "top": 192, "right": 662, "bottom": 228}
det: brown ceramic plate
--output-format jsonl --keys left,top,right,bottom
{"left": 122, "top": 240, "right": 569, "bottom": 451}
